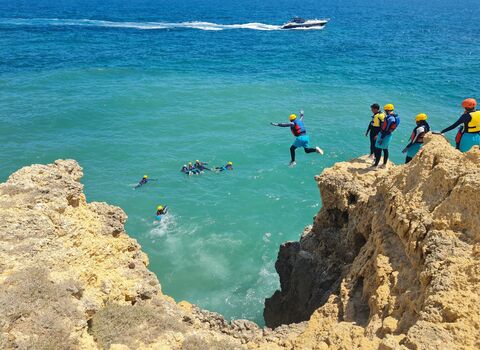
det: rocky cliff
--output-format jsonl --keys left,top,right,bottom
{"left": 1, "top": 135, "right": 478, "bottom": 350}
{"left": 0, "top": 159, "right": 300, "bottom": 350}
{"left": 264, "top": 135, "right": 480, "bottom": 349}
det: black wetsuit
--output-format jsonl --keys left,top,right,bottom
{"left": 441, "top": 112, "right": 474, "bottom": 134}
{"left": 366, "top": 112, "right": 385, "bottom": 156}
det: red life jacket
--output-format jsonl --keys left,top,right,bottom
{"left": 290, "top": 119, "right": 306, "bottom": 136}
{"left": 455, "top": 128, "right": 464, "bottom": 145}
{"left": 381, "top": 114, "right": 399, "bottom": 134}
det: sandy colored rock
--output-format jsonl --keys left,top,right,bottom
{"left": 265, "top": 135, "right": 480, "bottom": 349}
{"left": 1, "top": 135, "right": 479, "bottom": 350}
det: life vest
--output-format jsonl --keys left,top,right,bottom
{"left": 381, "top": 114, "right": 400, "bottom": 134}
{"left": 410, "top": 122, "right": 430, "bottom": 144}
{"left": 466, "top": 111, "right": 480, "bottom": 133}
{"left": 290, "top": 119, "right": 306, "bottom": 136}
{"left": 372, "top": 112, "right": 385, "bottom": 127}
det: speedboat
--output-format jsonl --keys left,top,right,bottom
{"left": 281, "top": 17, "right": 329, "bottom": 30}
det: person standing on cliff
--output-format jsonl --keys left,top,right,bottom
{"left": 372, "top": 104, "right": 400, "bottom": 168}
{"left": 365, "top": 103, "right": 385, "bottom": 158}
{"left": 440, "top": 98, "right": 480, "bottom": 152}
{"left": 402, "top": 113, "right": 430, "bottom": 163}
{"left": 271, "top": 110, "right": 324, "bottom": 167}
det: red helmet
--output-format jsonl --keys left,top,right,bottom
{"left": 461, "top": 98, "right": 477, "bottom": 110}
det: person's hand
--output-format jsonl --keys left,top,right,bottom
{"left": 365, "top": 133, "right": 368, "bottom": 137}
{"left": 271, "top": 122, "right": 278, "bottom": 126}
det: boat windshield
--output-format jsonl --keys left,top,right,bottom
{"left": 291, "top": 17, "right": 306, "bottom": 23}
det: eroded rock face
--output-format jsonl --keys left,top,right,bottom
{"left": 1, "top": 134, "right": 478, "bottom": 350}
{"left": 0, "top": 159, "right": 307, "bottom": 349}
{"left": 0, "top": 160, "right": 267, "bottom": 349}
{"left": 264, "top": 135, "right": 480, "bottom": 349}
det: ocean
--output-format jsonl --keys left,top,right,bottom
{"left": 1, "top": 0, "right": 479, "bottom": 325}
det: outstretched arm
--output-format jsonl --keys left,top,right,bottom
{"left": 271, "top": 122, "right": 293, "bottom": 127}
{"left": 441, "top": 114, "right": 470, "bottom": 134}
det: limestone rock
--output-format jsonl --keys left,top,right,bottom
{"left": 2, "top": 135, "right": 478, "bottom": 350}
{"left": 265, "top": 135, "right": 480, "bottom": 349}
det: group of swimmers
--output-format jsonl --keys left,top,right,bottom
{"left": 134, "top": 159, "right": 234, "bottom": 221}
{"left": 365, "top": 98, "right": 479, "bottom": 166}
{"left": 180, "top": 160, "right": 234, "bottom": 175}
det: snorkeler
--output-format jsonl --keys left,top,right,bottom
{"left": 214, "top": 162, "right": 233, "bottom": 172}
{"left": 134, "top": 175, "right": 157, "bottom": 189}
{"left": 271, "top": 110, "right": 324, "bottom": 167}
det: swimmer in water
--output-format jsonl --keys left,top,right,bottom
{"left": 134, "top": 175, "right": 157, "bottom": 189}
{"left": 155, "top": 205, "right": 168, "bottom": 221}
{"left": 214, "top": 161, "right": 233, "bottom": 172}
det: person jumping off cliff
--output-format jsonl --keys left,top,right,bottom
{"left": 271, "top": 110, "right": 324, "bottom": 167}
{"left": 440, "top": 98, "right": 480, "bottom": 152}
{"left": 402, "top": 113, "right": 430, "bottom": 163}
{"left": 365, "top": 103, "right": 385, "bottom": 158}
{"left": 372, "top": 104, "right": 400, "bottom": 168}
{"left": 134, "top": 175, "right": 157, "bottom": 189}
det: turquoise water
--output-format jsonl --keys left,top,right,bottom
{"left": 1, "top": 0, "right": 479, "bottom": 325}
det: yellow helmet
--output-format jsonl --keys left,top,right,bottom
{"left": 157, "top": 205, "right": 164, "bottom": 210}
{"left": 415, "top": 113, "right": 428, "bottom": 122}
{"left": 289, "top": 114, "right": 297, "bottom": 121}
{"left": 143, "top": 175, "right": 148, "bottom": 179}
{"left": 188, "top": 162, "right": 192, "bottom": 165}
{"left": 227, "top": 161, "right": 233, "bottom": 165}
{"left": 195, "top": 160, "right": 199, "bottom": 162}
{"left": 384, "top": 104, "right": 395, "bottom": 111}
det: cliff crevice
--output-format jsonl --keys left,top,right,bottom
{"left": 264, "top": 135, "right": 480, "bottom": 349}
{"left": 1, "top": 135, "right": 479, "bottom": 349}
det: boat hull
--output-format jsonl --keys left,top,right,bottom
{"left": 281, "top": 21, "right": 327, "bottom": 30}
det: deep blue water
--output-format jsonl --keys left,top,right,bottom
{"left": 1, "top": 0, "right": 479, "bottom": 325}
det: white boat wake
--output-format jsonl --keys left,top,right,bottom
{"left": 0, "top": 18, "right": 326, "bottom": 31}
